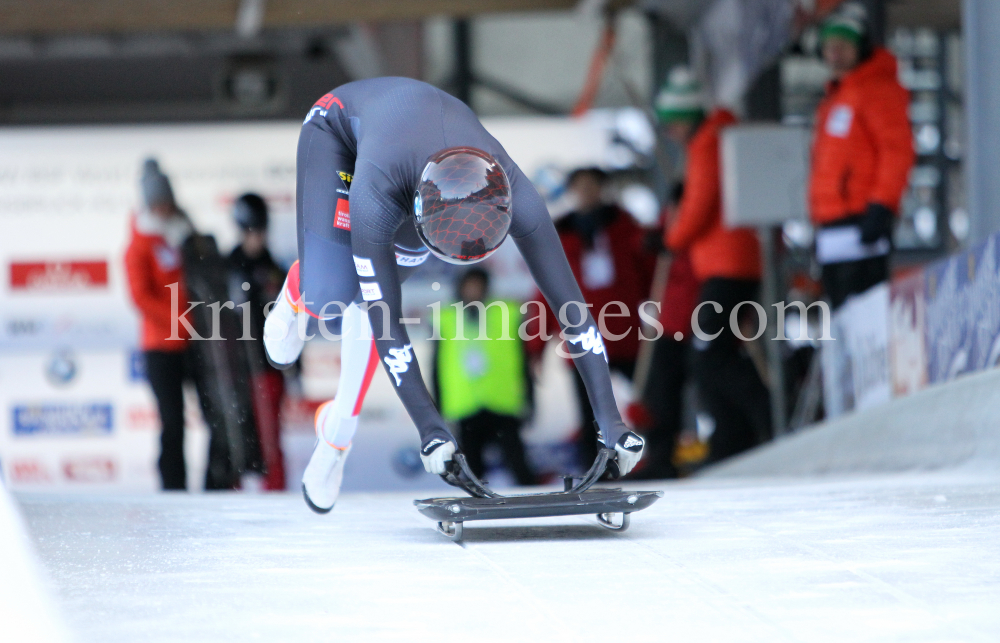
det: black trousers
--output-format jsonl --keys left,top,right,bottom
{"left": 457, "top": 410, "right": 536, "bottom": 486}
{"left": 692, "top": 278, "right": 773, "bottom": 464}
{"left": 572, "top": 359, "right": 635, "bottom": 469}
{"left": 821, "top": 255, "right": 889, "bottom": 310}
{"left": 633, "top": 335, "right": 689, "bottom": 479}
{"left": 144, "top": 349, "right": 227, "bottom": 491}
{"left": 144, "top": 350, "right": 192, "bottom": 490}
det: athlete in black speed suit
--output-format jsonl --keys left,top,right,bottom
{"left": 263, "top": 78, "right": 644, "bottom": 511}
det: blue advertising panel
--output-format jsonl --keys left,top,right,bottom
{"left": 13, "top": 403, "right": 114, "bottom": 436}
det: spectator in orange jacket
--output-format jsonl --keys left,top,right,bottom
{"left": 810, "top": 2, "right": 914, "bottom": 308}
{"left": 658, "top": 67, "right": 772, "bottom": 463}
{"left": 124, "top": 159, "right": 199, "bottom": 490}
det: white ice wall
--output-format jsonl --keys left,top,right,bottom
{"left": 703, "top": 365, "right": 1000, "bottom": 478}
{"left": 0, "top": 480, "right": 69, "bottom": 642}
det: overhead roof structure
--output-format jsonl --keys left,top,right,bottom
{"left": 0, "top": 0, "right": 591, "bottom": 36}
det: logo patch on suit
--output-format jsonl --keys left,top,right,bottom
{"left": 395, "top": 252, "right": 429, "bottom": 267}
{"left": 567, "top": 326, "right": 608, "bottom": 361}
{"left": 353, "top": 256, "right": 375, "bottom": 277}
{"left": 384, "top": 344, "right": 413, "bottom": 386}
{"left": 360, "top": 281, "right": 382, "bottom": 301}
{"left": 334, "top": 198, "right": 351, "bottom": 231}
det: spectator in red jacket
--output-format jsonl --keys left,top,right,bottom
{"left": 526, "top": 167, "right": 655, "bottom": 468}
{"left": 124, "top": 159, "right": 198, "bottom": 490}
{"left": 659, "top": 67, "right": 772, "bottom": 464}
{"left": 810, "top": 2, "right": 914, "bottom": 308}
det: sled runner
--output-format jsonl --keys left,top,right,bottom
{"left": 414, "top": 447, "right": 663, "bottom": 542}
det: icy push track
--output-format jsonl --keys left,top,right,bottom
{"left": 17, "top": 473, "right": 1000, "bottom": 642}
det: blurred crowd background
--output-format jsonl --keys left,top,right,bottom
{"left": 2, "top": 0, "right": 988, "bottom": 493}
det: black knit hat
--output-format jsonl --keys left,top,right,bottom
{"left": 233, "top": 193, "right": 269, "bottom": 230}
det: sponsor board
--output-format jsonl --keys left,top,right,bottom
{"left": 10, "top": 260, "right": 108, "bottom": 291}
{"left": 124, "top": 403, "right": 159, "bottom": 431}
{"left": 1, "top": 314, "right": 134, "bottom": 350}
{"left": 128, "top": 349, "right": 146, "bottom": 381}
{"left": 822, "top": 283, "right": 890, "bottom": 417}
{"left": 965, "top": 236, "right": 1000, "bottom": 373}
{"left": 827, "top": 231, "right": 1000, "bottom": 417}
{"left": 8, "top": 458, "right": 53, "bottom": 484}
{"left": 889, "top": 269, "right": 928, "bottom": 397}
{"left": 822, "top": 311, "right": 853, "bottom": 418}
{"left": 844, "top": 284, "right": 891, "bottom": 411}
{"left": 924, "top": 245, "right": 974, "bottom": 384}
{"left": 12, "top": 402, "right": 114, "bottom": 436}
{"left": 45, "top": 348, "right": 78, "bottom": 387}
{"left": 62, "top": 456, "right": 116, "bottom": 482}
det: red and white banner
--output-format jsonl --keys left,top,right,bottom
{"left": 9, "top": 260, "right": 108, "bottom": 291}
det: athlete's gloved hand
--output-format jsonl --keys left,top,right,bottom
{"left": 603, "top": 422, "right": 645, "bottom": 479}
{"left": 859, "top": 202, "right": 894, "bottom": 244}
{"left": 420, "top": 431, "right": 457, "bottom": 475}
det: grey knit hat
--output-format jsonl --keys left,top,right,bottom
{"left": 141, "top": 158, "right": 176, "bottom": 210}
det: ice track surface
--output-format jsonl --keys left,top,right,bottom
{"left": 15, "top": 471, "right": 1000, "bottom": 643}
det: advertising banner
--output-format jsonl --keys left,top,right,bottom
{"left": 889, "top": 269, "right": 928, "bottom": 397}
{"left": 824, "top": 231, "right": 1000, "bottom": 422}
{"left": 922, "top": 234, "right": 1000, "bottom": 381}
{"left": 0, "top": 117, "right": 621, "bottom": 490}
{"left": 822, "top": 283, "right": 891, "bottom": 418}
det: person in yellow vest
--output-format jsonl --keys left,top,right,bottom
{"left": 432, "top": 268, "right": 537, "bottom": 485}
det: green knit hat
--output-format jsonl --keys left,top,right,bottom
{"left": 820, "top": 1, "right": 867, "bottom": 45}
{"left": 655, "top": 66, "right": 705, "bottom": 124}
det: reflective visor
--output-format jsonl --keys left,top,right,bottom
{"left": 413, "top": 147, "right": 512, "bottom": 265}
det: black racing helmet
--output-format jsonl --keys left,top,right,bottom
{"left": 413, "top": 147, "right": 512, "bottom": 265}
{"left": 233, "top": 193, "right": 269, "bottom": 230}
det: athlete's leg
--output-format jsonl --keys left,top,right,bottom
{"left": 300, "top": 214, "right": 430, "bottom": 511}
{"left": 301, "top": 300, "right": 378, "bottom": 512}
{"left": 315, "top": 301, "right": 378, "bottom": 448}
{"left": 265, "top": 119, "right": 358, "bottom": 367}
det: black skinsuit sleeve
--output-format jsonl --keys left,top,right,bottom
{"left": 349, "top": 161, "right": 455, "bottom": 446}
{"left": 507, "top": 166, "right": 628, "bottom": 447}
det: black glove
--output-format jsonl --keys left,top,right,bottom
{"left": 859, "top": 203, "right": 894, "bottom": 244}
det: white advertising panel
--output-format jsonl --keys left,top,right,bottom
{"left": 0, "top": 116, "right": 623, "bottom": 490}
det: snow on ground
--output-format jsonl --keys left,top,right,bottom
{"left": 14, "top": 471, "right": 1000, "bottom": 643}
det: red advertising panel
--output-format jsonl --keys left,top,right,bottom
{"left": 10, "top": 260, "right": 108, "bottom": 291}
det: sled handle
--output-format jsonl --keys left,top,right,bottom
{"left": 440, "top": 453, "right": 499, "bottom": 499}
{"left": 440, "top": 447, "right": 614, "bottom": 499}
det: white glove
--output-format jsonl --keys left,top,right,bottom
{"left": 611, "top": 431, "right": 645, "bottom": 478}
{"left": 420, "top": 437, "right": 457, "bottom": 475}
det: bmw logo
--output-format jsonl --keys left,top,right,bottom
{"left": 46, "top": 348, "right": 77, "bottom": 387}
